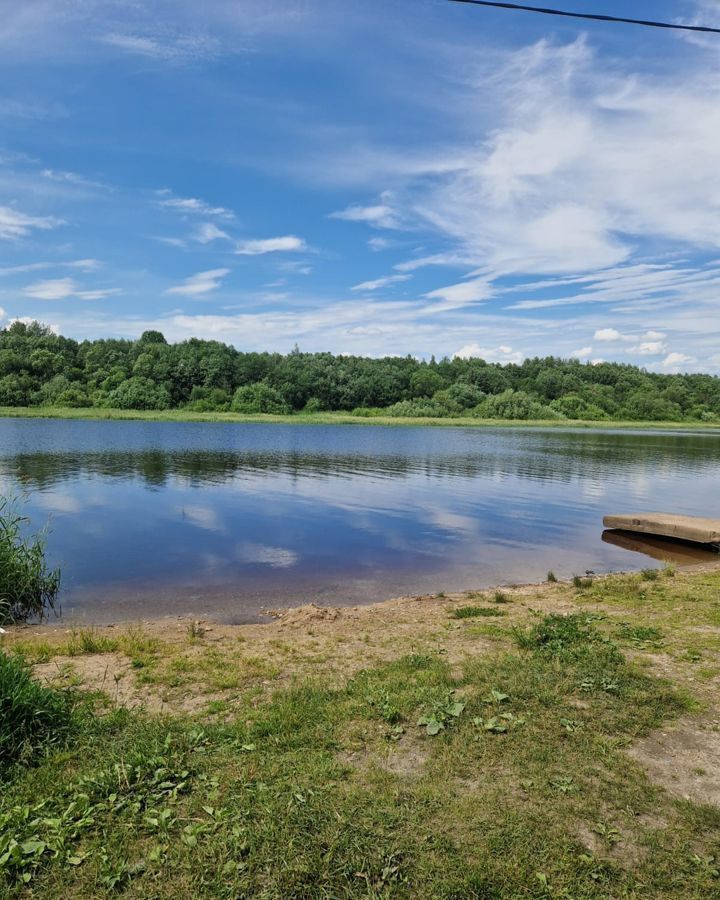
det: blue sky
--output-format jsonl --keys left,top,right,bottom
{"left": 1, "top": 0, "right": 719, "bottom": 372}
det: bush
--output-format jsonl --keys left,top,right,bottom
{"left": 475, "top": 389, "right": 564, "bottom": 421}
{"left": 302, "top": 397, "right": 324, "bottom": 413}
{"left": 433, "top": 383, "right": 487, "bottom": 415}
{"left": 385, "top": 399, "right": 449, "bottom": 418}
{"left": 106, "top": 377, "right": 171, "bottom": 411}
{"left": 0, "top": 498, "right": 60, "bottom": 625}
{"left": 185, "top": 387, "right": 231, "bottom": 412}
{"left": 0, "top": 651, "right": 73, "bottom": 770}
{"left": 550, "top": 393, "right": 607, "bottom": 420}
{"left": 231, "top": 382, "right": 290, "bottom": 415}
{"left": 350, "top": 407, "right": 383, "bottom": 417}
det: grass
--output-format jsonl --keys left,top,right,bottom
{"left": 0, "top": 651, "right": 74, "bottom": 772}
{"left": 451, "top": 605, "right": 507, "bottom": 619}
{"left": 1, "top": 405, "right": 719, "bottom": 432}
{"left": 0, "top": 497, "right": 60, "bottom": 625}
{"left": 1, "top": 569, "right": 719, "bottom": 896}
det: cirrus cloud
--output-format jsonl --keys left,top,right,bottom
{"left": 165, "top": 268, "right": 230, "bottom": 296}
{"left": 235, "top": 235, "right": 307, "bottom": 256}
{"left": 23, "top": 278, "right": 120, "bottom": 301}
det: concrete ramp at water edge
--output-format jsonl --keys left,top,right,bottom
{"left": 602, "top": 513, "right": 720, "bottom": 549}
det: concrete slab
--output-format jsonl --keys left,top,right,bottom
{"left": 602, "top": 513, "right": 720, "bottom": 547}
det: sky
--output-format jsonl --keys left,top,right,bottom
{"left": 0, "top": 0, "right": 719, "bottom": 372}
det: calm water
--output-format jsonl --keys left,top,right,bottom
{"left": 1, "top": 419, "right": 719, "bottom": 623}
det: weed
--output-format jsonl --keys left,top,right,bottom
{"left": 641, "top": 568, "right": 660, "bottom": 581}
{"left": 417, "top": 690, "right": 465, "bottom": 735}
{"left": 572, "top": 575, "right": 594, "bottom": 589}
{"left": 366, "top": 689, "right": 402, "bottom": 725}
{"left": 514, "top": 614, "right": 604, "bottom": 657}
{"left": 550, "top": 775, "right": 577, "bottom": 794}
{"left": 616, "top": 623, "right": 664, "bottom": 647}
{"left": 594, "top": 822, "right": 622, "bottom": 845}
{"left": 494, "top": 591, "right": 511, "bottom": 604}
{"left": 451, "top": 606, "right": 506, "bottom": 619}
{"left": 186, "top": 621, "right": 207, "bottom": 640}
{"left": 66, "top": 628, "right": 119, "bottom": 657}
{"left": 546, "top": 570, "right": 558, "bottom": 583}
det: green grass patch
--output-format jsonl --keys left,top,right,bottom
{"left": 0, "top": 617, "right": 711, "bottom": 898}
{"left": 451, "top": 605, "right": 507, "bottom": 619}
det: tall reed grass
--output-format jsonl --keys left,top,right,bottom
{"left": 0, "top": 651, "right": 73, "bottom": 770}
{"left": 0, "top": 497, "right": 60, "bottom": 625}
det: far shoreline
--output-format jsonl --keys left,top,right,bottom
{"left": 1, "top": 405, "right": 720, "bottom": 433}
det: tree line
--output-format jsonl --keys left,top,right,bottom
{"left": 0, "top": 320, "right": 718, "bottom": 422}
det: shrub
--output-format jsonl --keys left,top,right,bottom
{"left": 185, "top": 386, "right": 231, "bottom": 412}
{"left": 106, "top": 376, "right": 171, "bottom": 410}
{"left": 351, "top": 407, "right": 385, "bottom": 417}
{"left": 550, "top": 394, "right": 608, "bottom": 420}
{"left": 385, "top": 399, "right": 449, "bottom": 418}
{"left": 302, "top": 397, "right": 324, "bottom": 413}
{"left": 474, "top": 389, "right": 564, "bottom": 421}
{"left": 231, "top": 383, "right": 290, "bottom": 415}
{"left": 0, "top": 650, "right": 73, "bottom": 769}
{"left": 0, "top": 498, "right": 60, "bottom": 625}
{"left": 432, "top": 383, "right": 487, "bottom": 415}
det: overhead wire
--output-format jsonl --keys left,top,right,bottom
{"left": 447, "top": 0, "right": 720, "bottom": 34}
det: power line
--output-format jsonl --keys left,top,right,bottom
{"left": 448, "top": 0, "right": 720, "bottom": 34}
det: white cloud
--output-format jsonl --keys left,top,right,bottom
{"left": 279, "top": 260, "right": 313, "bottom": 275}
{"left": 165, "top": 268, "right": 230, "bottom": 296}
{"left": 395, "top": 253, "right": 478, "bottom": 273}
{"left": 236, "top": 235, "right": 306, "bottom": 255}
{"left": 330, "top": 202, "right": 401, "bottom": 229}
{"left": 643, "top": 330, "right": 666, "bottom": 341}
{"left": 351, "top": 274, "right": 410, "bottom": 292}
{"left": 194, "top": 222, "right": 230, "bottom": 244}
{"left": 23, "top": 277, "right": 120, "bottom": 301}
{"left": 570, "top": 346, "right": 593, "bottom": 359}
{"left": 101, "top": 31, "right": 220, "bottom": 62}
{"left": 425, "top": 279, "right": 494, "bottom": 309}
{"left": 313, "top": 36, "right": 720, "bottom": 294}
{"left": 0, "top": 206, "right": 62, "bottom": 240}
{"left": 41, "top": 169, "right": 109, "bottom": 190}
{"left": 662, "top": 352, "right": 695, "bottom": 370}
{"left": 157, "top": 191, "right": 234, "bottom": 219}
{"left": 0, "top": 259, "right": 100, "bottom": 276}
{"left": 154, "top": 236, "right": 187, "bottom": 248}
{"left": 630, "top": 341, "right": 666, "bottom": 356}
{"left": 0, "top": 307, "right": 5, "bottom": 322}
{"left": 454, "top": 343, "right": 523, "bottom": 362}
{"left": 368, "top": 237, "right": 393, "bottom": 251}
{"left": 594, "top": 328, "right": 626, "bottom": 342}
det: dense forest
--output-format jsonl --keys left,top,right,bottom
{"left": 0, "top": 320, "right": 718, "bottom": 422}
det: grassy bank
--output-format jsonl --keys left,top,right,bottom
{"left": 1, "top": 405, "right": 719, "bottom": 432}
{"left": 2, "top": 567, "right": 719, "bottom": 897}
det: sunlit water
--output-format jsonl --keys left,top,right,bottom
{"left": 1, "top": 419, "right": 718, "bottom": 623}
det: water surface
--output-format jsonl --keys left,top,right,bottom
{"left": 1, "top": 419, "right": 718, "bottom": 623}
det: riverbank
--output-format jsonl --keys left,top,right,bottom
{"left": 2, "top": 566, "right": 720, "bottom": 896}
{"left": 1, "top": 405, "right": 720, "bottom": 432}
